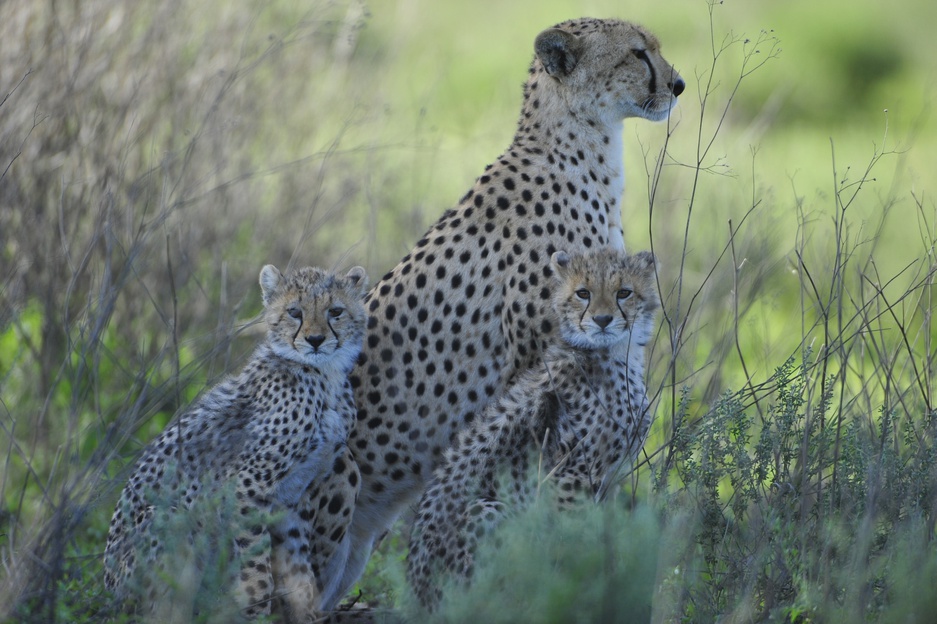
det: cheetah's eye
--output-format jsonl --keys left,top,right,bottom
{"left": 617, "top": 289, "right": 633, "bottom": 300}
{"left": 287, "top": 307, "right": 302, "bottom": 320}
{"left": 575, "top": 289, "right": 591, "bottom": 300}
{"left": 328, "top": 307, "right": 344, "bottom": 319}
{"left": 632, "top": 48, "right": 649, "bottom": 61}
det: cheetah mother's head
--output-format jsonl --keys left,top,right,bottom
{"left": 532, "top": 18, "right": 684, "bottom": 124}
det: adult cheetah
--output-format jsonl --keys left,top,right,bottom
{"left": 328, "top": 18, "right": 682, "bottom": 606}
{"left": 406, "top": 247, "right": 660, "bottom": 609}
{"left": 104, "top": 264, "right": 368, "bottom": 621}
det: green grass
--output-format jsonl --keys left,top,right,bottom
{"left": 2, "top": 0, "right": 936, "bottom": 621}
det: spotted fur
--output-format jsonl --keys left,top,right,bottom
{"left": 323, "top": 18, "right": 682, "bottom": 606}
{"left": 406, "top": 248, "right": 660, "bottom": 609}
{"left": 103, "top": 264, "right": 368, "bottom": 621}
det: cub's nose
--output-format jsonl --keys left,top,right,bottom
{"left": 670, "top": 77, "right": 685, "bottom": 97}
{"left": 593, "top": 315, "right": 613, "bottom": 329}
{"left": 306, "top": 335, "right": 326, "bottom": 349}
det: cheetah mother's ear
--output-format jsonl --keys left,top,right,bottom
{"left": 535, "top": 28, "right": 583, "bottom": 78}
{"left": 259, "top": 265, "right": 283, "bottom": 306}
{"left": 343, "top": 266, "right": 369, "bottom": 296}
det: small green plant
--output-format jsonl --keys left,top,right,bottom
{"left": 408, "top": 498, "right": 662, "bottom": 624}
{"left": 106, "top": 477, "right": 277, "bottom": 624}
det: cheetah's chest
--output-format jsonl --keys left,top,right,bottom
{"left": 553, "top": 358, "right": 644, "bottom": 467}
{"left": 274, "top": 387, "right": 351, "bottom": 507}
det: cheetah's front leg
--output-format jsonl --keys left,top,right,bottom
{"left": 269, "top": 511, "right": 320, "bottom": 623}
{"left": 283, "top": 443, "right": 361, "bottom": 616}
{"left": 233, "top": 466, "right": 276, "bottom": 618}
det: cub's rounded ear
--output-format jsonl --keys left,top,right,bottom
{"left": 550, "top": 250, "right": 571, "bottom": 278}
{"left": 534, "top": 28, "right": 583, "bottom": 78}
{"left": 344, "top": 266, "right": 369, "bottom": 294}
{"left": 633, "top": 250, "right": 659, "bottom": 273}
{"left": 259, "top": 265, "right": 283, "bottom": 306}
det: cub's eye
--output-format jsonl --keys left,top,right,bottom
{"left": 632, "top": 48, "right": 649, "bottom": 61}
{"left": 328, "top": 307, "right": 344, "bottom": 318}
{"left": 617, "top": 289, "right": 633, "bottom": 300}
{"left": 575, "top": 289, "right": 591, "bottom": 300}
{"left": 287, "top": 307, "right": 302, "bottom": 319}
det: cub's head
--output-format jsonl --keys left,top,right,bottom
{"left": 550, "top": 248, "right": 660, "bottom": 350}
{"left": 532, "top": 18, "right": 684, "bottom": 123}
{"left": 259, "top": 264, "right": 368, "bottom": 370}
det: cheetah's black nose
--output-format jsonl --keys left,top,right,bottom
{"left": 307, "top": 335, "right": 326, "bottom": 349}
{"left": 594, "top": 315, "right": 613, "bottom": 329}
{"left": 670, "top": 77, "right": 685, "bottom": 97}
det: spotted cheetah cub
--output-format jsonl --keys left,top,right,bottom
{"left": 406, "top": 248, "right": 659, "bottom": 609}
{"left": 104, "top": 264, "right": 368, "bottom": 621}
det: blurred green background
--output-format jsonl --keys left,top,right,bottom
{"left": 236, "top": 0, "right": 937, "bottom": 268}
{"left": 335, "top": 0, "right": 937, "bottom": 262}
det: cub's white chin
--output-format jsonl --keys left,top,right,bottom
{"left": 561, "top": 329, "right": 629, "bottom": 350}
{"left": 301, "top": 344, "right": 361, "bottom": 372}
{"left": 591, "top": 334, "right": 629, "bottom": 349}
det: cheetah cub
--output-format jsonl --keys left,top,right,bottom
{"left": 104, "top": 264, "right": 368, "bottom": 621}
{"left": 406, "top": 248, "right": 659, "bottom": 609}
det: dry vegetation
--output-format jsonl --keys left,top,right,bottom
{"left": 0, "top": 1, "right": 381, "bottom": 618}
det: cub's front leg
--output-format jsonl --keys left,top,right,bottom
{"left": 275, "top": 443, "right": 361, "bottom": 617}
{"left": 233, "top": 463, "right": 276, "bottom": 618}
